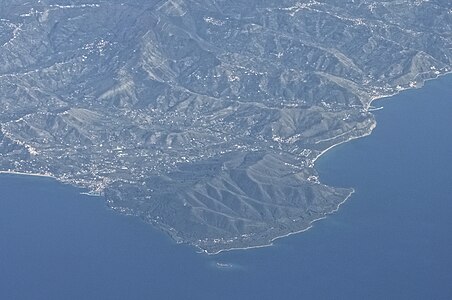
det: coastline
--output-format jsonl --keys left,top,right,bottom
{"left": 201, "top": 189, "right": 355, "bottom": 255}
{"left": 365, "top": 70, "right": 452, "bottom": 110}
{"left": 199, "top": 71, "right": 452, "bottom": 255}
{"left": 1, "top": 72, "right": 451, "bottom": 256}
{"left": 0, "top": 171, "right": 102, "bottom": 198}
{"left": 312, "top": 70, "right": 452, "bottom": 167}
{"left": 310, "top": 121, "right": 377, "bottom": 167}
{"left": 0, "top": 170, "right": 55, "bottom": 179}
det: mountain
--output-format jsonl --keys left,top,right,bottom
{"left": 1, "top": 0, "right": 451, "bottom": 253}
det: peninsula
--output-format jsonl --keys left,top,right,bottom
{"left": 0, "top": 0, "right": 451, "bottom": 254}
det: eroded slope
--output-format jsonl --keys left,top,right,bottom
{"left": 0, "top": 0, "right": 451, "bottom": 253}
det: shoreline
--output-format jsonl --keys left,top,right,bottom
{"left": 1, "top": 72, "right": 451, "bottom": 256}
{"left": 311, "top": 70, "right": 452, "bottom": 168}
{"left": 0, "top": 171, "right": 102, "bottom": 198}
{"left": 200, "top": 71, "right": 452, "bottom": 255}
{"left": 201, "top": 189, "right": 355, "bottom": 255}
{"left": 310, "top": 121, "right": 377, "bottom": 167}
{"left": 0, "top": 170, "right": 55, "bottom": 179}
{"left": 365, "top": 70, "right": 452, "bottom": 110}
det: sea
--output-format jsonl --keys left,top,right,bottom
{"left": 1, "top": 74, "right": 451, "bottom": 300}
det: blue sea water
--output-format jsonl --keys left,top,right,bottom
{"left": 1, "top": 74, "right": 451, "bottom": 300}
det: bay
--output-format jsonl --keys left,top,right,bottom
{"left": 1, "top": 74, "right": 451, "bottom": 299}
